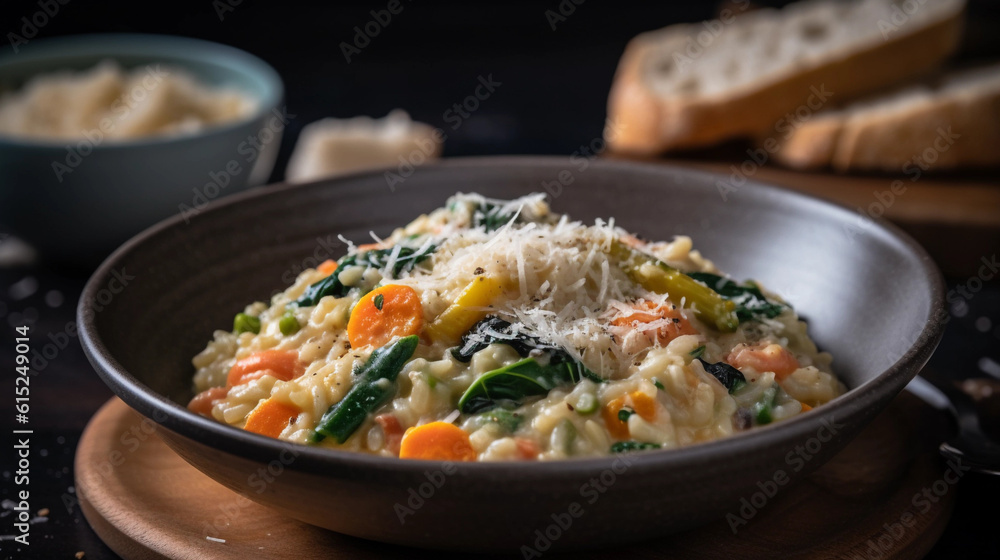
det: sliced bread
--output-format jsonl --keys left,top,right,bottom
{"left": 606, "top": 0, "right": 965, "bottom": 155}
{"left": 768, "top": 63, "right": 1000, "bottom": 171}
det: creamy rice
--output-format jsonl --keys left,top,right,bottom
{"left": 189, "top": 193, "right": 843, "bottom": 461}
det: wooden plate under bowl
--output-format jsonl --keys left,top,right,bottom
{"left": 76, "top": 393, "right": 954, "bottom": 560}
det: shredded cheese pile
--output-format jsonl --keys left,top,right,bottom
{"left": 388, "top": 193, "right": 701, "bottom": 377}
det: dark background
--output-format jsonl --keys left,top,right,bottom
{"left": 1, "top": 0, "right": 999, "bottom": 558}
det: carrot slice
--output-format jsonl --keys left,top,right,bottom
{"left": 187, "top": 386, "right": 228, "bottom": 416}
{"left": 317, "top": 259, "right": 338, "bottom": 275}
{"left": 348, "top": 285, "right": 424, "bottom": 349}
{"left": 727, "top": 343, "right": 800, "bottom": 381}
{"left": 399, "top": 422, "right": 476, "bottom": 461}
{"left": 244, "top": 399, "right": 300, "bottom": 438}
{"left": 227, "top": 349, "right": 303, "bottom": 387}
{"left": 611, "top": 300, "right": 697, "bottom": 345}
{"left": 800, "top": 403, "right": 813, "bottom": 412}
{"left": 602, "top": 396, "right": 631, "bottom": 440}
{"left": 602, "top": 391, "right": 658, "bottom": 440}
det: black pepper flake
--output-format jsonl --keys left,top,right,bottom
{"left": 566, "top": 403, "right": 575, "bottom": 411}
{"left": 474, "top": 266, "right": 485, "bottom": 275}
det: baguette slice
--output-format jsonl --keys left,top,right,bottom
{"left": 769, "top": 63, "right": 1000, "bottom": 171}
{"left": 607, "top": 0, "right": 965, "bottom": 155}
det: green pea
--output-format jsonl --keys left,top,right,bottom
{"left": 279, "top": 312, "right": 300, "bottom": 336}
{"left": 233, "top": 313, "right": 260, "bottom": 335}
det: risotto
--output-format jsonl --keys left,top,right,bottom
{"left": 189, "top": 193, "right": 842, "bottom": 461}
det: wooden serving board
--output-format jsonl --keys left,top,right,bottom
{"left": 625, "top": 155, "right": 1000, "bottom": 277}
{"left": 76, "top": 394, "right": 954, "bottom": 560}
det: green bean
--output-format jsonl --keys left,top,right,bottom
{"left": 610, "top": 240, "right": 738, "bottom": 332}
{"left": 312, "top": 335, "right": 419, "bottom": 443}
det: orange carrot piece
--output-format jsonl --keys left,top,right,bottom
{"left": 800, "top": 403, "right": 813, "bottom": 412}
{"left": 611, "top": 300, "right": 697, "bottom": 345}
{"left": 399, "top": 422, "right": 476, "bottom": 461}
{"left": 227, "top": 349, "right": 303, "bottom": 387}
{"left": 317, "top": 259, "right": 338, "bottom": 275}
{"left": 727, "top": 343, "right": 800, "bottom": 381}
{"left": 629, "top": 391, "right": 658, "bottom": 422}
{"left": 357, "top": 242, "right": 387, "bottom": 252}
{"left": 515, "top": 437, "right": 540, "bottom": 460}
{"left": 347, "top": 284, "right": 424, "bottom": 349}
{"left": 187, "top": 386, "right": 228, "bottom": 416}
{"left": 244, "top": 399, "right": 300, "bottom": 438}
{"left": 602, "top": 391, "right": 658, "bottom": 440}
{"left": 375, "top": 413, "right": 405, "bottom": 456}
{"left": 602, "top": 396, "right": 631, "bottom": 440}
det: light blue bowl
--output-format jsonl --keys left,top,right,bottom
{"left": 0, "top": 34, "right": 284, "bottom": 265}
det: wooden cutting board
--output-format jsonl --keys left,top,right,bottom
{"left": 75, "top": 394, "right": 955, "bottom": 560}
{"left": 618, "top": 155, "right": 1000, "bottom": 277}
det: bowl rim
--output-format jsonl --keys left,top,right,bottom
{"left": 78, "top": 156, "right": 946, "bottom": 477}
{"left": 0, "top": 33, "right": 284, "bottom": 149}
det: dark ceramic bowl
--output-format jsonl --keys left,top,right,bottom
{"left": 78, "top": 157, "right": 944, "bottom": 552}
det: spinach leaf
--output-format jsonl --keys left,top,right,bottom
{"left": 293, "top": 243, "right": 436, "bottom": 306}
{"left": 686, "top": 272, "right": 785, "bottom": 323}
{"left": 452, "top": 316, "right": 540, "bottom": 361}
{"left": 610, "top": 441, "right": 661, "bottom": 453}
{"left": 360, "top": 243, "right": 437, "bottom": 277}
{"left": 459, "top": 358, "right": 587, "bottom": 413}
{"left": 452, "top": 316, "right": 604, "bottom": 384}
{"left": 698, "top": 358, "right": 746, "bottom": 393}
{"left": 472, "top": 202, "right": 518, "bottom": 232}
{"left": 477, "top": 408, "right": 523, "bottom": 433}
{"left": 294, "top": 253, "right": 358, "bottom": 306}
